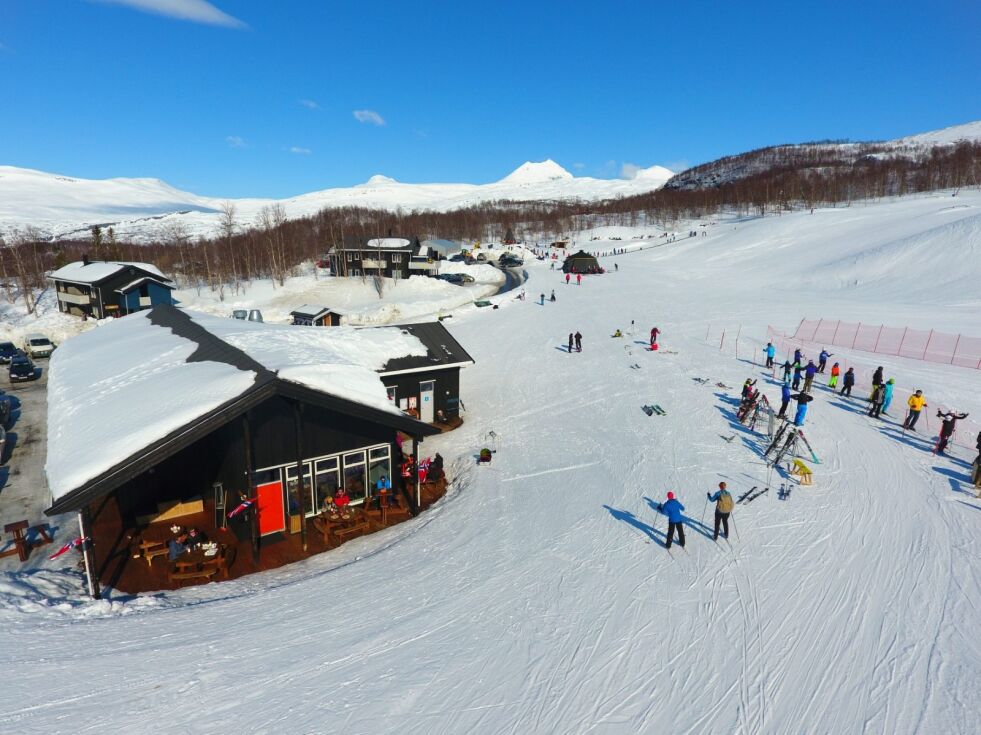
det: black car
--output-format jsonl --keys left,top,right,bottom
{"left": 0, "top": 342, "right": 16, "bottom": 364}
{"left": 498, "top": 255, "right": 524, "bottom": 268}
{"left": 9, "top": 352, "right": 36, "bottom": 382}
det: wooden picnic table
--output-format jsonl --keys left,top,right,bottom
{"left": 168, "top": 545, "right": 227, "bottom": 585}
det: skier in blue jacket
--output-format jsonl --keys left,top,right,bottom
{"left": 802, "top": 361, "right": 818, "bottom": 393}
{"left": 882, "top": 379, "right": 895, "bottom": 414}
{"left": 659, "top": 492, "right": 686, "bottom": 549}
{"left": 818, "top": 349, "right": 833, "bottom": 373}
{"left": 778, "top": 383, "right": 792, "bottom": 418}
{"left": 765, "top": 342, "right": 776, "bottom": 368}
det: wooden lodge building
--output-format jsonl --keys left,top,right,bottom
{"left": 289, "top": 304, "right": 345, "bottom": 326}
{"left": 49, "top": 256, "right": 175, "bottom": 319}
{"left": 43, "top": 305, "right": 475, "bottom": 597}
{"left": 328, "top": 235, "right": 441, "bottom": 279}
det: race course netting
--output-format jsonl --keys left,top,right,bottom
{"left": 793, "top": 319, "right": 981, "bottom": 370}
{"left": 766, "top": 326, "right": 981, "bottom": 452}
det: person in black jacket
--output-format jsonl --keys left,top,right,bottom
{"left": 840, "top": 367, "right": 855, "bottom": 397}
{"left": 936, "top": 411, "right": 969, "bottom": 455}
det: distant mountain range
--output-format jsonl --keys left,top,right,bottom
{"left": 0, "top": 160, "right": 674, "bottom": 243}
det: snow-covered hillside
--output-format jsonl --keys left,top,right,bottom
{"left": 0, "top": 160, "right": 673, "bottom": 243}
{"left": 2, "top": 190, "right": 980, "bottom": 733}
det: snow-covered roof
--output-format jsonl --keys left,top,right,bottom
{"left": 114, "top": 276, "right": 176, "bottom": 293}
{"left": 49, "top": 260, "right": 170, "bottom": 285}
{"left": 365, "top": 237, "right": 413, "bottom": 249}
{"left": 45, "top": 305, "right": 429, "bottom": 505}
{"left": 289, "top": 304, "right": 334, "bottom": 318}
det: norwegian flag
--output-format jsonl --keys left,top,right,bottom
{"left": 418, "top": 457, "right": 432, "bottom": 471}
{"left": 49, "top": 537, "right": 88, "bottom": 560}
{"left": 228, "top": 497, "right": 257, "bottom": 519}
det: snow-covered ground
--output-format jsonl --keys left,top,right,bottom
{"left": 0, "top": 160, "right": 673, "bottom": 242}
{"left": 2, "top": 191, "right": 981, "bottom": 733}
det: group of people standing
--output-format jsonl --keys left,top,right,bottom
{"left": 658, "top": 482, "right": 734, "bottom": 549}
{"left": 567, "top": 332, "right": 583, "bottom": 353}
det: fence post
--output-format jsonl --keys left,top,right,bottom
{"left": 851, "top": 322, "right": 861, "bottom": 349}
{"left": 735, "top": 325, "right": 742, "bottom": 356}
{"left": 922, "top": 330, "right": 933, "bottom": 360}
{"left": 950, "top": 334, "right": 961, "bottom": 365}
{"left": 816, "top": 318, "right": 823, "bottom": 340}
{"left": 872, "top": 325, "right": 884, "bottom": 353}
{"left": 705, "top": 324, "right": 710, "bottom": 342}
{"left": 831, "top": 320, "right": 841, "bottom": 345}
{"left": 897, "top": 327, "right": 908, "bottom": 357}
{"left": 719, "top": 330, "right": 726, "bottom": 351}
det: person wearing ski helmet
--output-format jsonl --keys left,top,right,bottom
{"left": 792, "top": 391, "right": 814, "bottom": 426}
{"left": 802, "top": 360, "right": 818, "bottom": 393}
{"left": 781, "top": 360, "right": 793, "bottom": 385}
{"left": 707, "top": 482, "right": 734, "bottom": 540}
{"left": 840, "top": 367, "right": 855, "bottom": 397}
{"left": 660, "top": 491, "right": 686, "bottom": 549}
{"left": 765, "top": 342, "right": 776, "bottom": 368}
{"left": 882, "top": 378, "right": 895, "bottom": 414}
{"left": 778, "top": 382, "right": 792, "bottom": 418}
{"left": 828, "top": 362, "right": 841, "bottom": 389}
{"left": 935, "top": 410, "right": 969, "bottom": 455}
{"left": 818, "top": 349, "right": 833, "bottom": 373}
{"left": 792, "top": 362, "right": 803, "bottom": 390}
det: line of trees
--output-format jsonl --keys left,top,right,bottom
{"left": 2, "top": 141, "right": 979, "bottom": 305}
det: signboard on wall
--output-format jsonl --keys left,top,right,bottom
{"left": 408, "top": 396, "right": 417, "bottom": 409}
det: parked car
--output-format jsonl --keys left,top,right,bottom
{"left": 475, "top": 253, "right": 488, "bottom": 263}
{"left": 231, "top": 309, "right": 248, "bottom": 320}
{"left": 9, "top": 352, "right": 36, "bottom": 382}
{"left": 449, "top": 253, "right": 476, "bottom": 264}
{"left": 436, "top": 273, "right": 466, "bottom": 285}
{"left": 0, "top": 341, "right": 16, "bottom": 364}
{"left": 458, "top": 274, "right": 475, "bottom": 283}
{"left": 22, "top": 333, "right": 55, "bottom": 359}
{"left": 498, "top": 255, "right": 524, "bottom": 268}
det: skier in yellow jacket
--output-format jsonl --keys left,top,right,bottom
{"left": 903, "top": 390, "right": 927, "bottom": 431}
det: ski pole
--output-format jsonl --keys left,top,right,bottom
{"left": 730, "top": 512, "right": 741, "bottom": 542}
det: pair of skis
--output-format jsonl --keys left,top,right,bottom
{"left": 777, "top": 483, "right": 791, "bottom": 500}
{"left": 642, "top": 404, "right": 666, "bottom": 417}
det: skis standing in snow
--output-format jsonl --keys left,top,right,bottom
{"left": 659, "top": 492, "right": 686, "bottom": 549}
{"left": 707, "top": 482, "right": 734, "bottom": 541}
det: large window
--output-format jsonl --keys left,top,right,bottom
{"left": 314, "top": 457, "right": 340, "bottom": 515}
{"left": 343, "top": 451, "right": 367, "bottom": 503}
{"left": 368, "top": 446, "right": 392, "bottom": 497}
{"left": 284, "top": 463, "right": 313, "bottom": 517}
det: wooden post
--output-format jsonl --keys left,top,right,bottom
{"left": 78, "top": 508, "right": 101, "bottom": 600}
{"left": 293, "top": 402, "right": 307, "bottom": 551}
{"left": 243, "top": 414, "right": 259, "bottom": 564}
{"left": 922, "top": 330, "right": 934, "bottom": 360}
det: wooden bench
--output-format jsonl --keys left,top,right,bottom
{"left": 136, "top": 539, "right": 170, "bottom": 566}
{"left": 0, "top": 520, "right": 31, "bottom": 562}
{"left": 168, "top": 567, "right": 217, "bottom": 585}
{"left": 332, "top": 512, "right": 370, "bottom": 543}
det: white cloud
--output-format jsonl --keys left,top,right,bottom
{"left": 225, "top": 135, "right": 247, "bottom": 148}
{"left": 353, "top": 109, "right": 386, "bottom": 126}
{"left": 299, "top": 99, "right": 319, "bottom": 110}
{"left": 572, "top": 162, "right": 585, "bottom": 170}
{"left": 620, "top": 162, "right": 643, "bottom": 179}
{"left": 289, "top": 146, "right": 312, "bottom": 155}
{"left": 95, "top": 0, "right": 246, "bottom": 29}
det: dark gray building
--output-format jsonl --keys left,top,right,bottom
{"left": 329, "top": 235, "right": 439, "bottom": 280}
{"left": 50, "top": 256, "right": 175, "bottom": 319}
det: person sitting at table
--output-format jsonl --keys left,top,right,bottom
{"left": 168, "top": 531, "right": 190, "bottom": 560}
{"left": 186, "top": 527, "right": 208, "bottom": 549}
{"left": 334, "top": 489, "right": 351, "bottom": 518}
{"left": 376, "top": 475, "right": 392, "bottom": 494}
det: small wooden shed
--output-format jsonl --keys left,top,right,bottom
{"left": 290, "top": 305, "right": 344, "bottom": 327}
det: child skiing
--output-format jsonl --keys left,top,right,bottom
{"left": 792, "top": 362, "right": 803, "bottom": 390}
{"left": 781, "top": 360, "right": 793, "bottom": 385}
{"left": 659, "top": 491, "right": 686, "bottom": 549}
{"left": 568, "top": 333, "right": 574, "bottom": 353}
{"left": 868, "top": 383, "right": 885, "bottom": 418}
{"left": 650, "top": 327, "right": 660, "bottom": 350}
{"left": 882, "top": 379, "right": 895, "bottom": 414}
{"left": 707, "top": 482, "right": 734, "bottom": 540}
{"left": 828, "top": 362, "right": 840, "bottom": 389}
{"left": 778, "top": 383, "right": 792, "bottom": 418}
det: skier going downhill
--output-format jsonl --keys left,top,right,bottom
{"left": 660, "top": 491, "right": 686, "bottom": 549}
{"left": 935, "top": 410, "right": 969, "bottom": 455}
{"left": 707, "top": 482, "right": 734, "bottom": 540}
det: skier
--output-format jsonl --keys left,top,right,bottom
{"left": 540, "top": 293, "right": 545, "bottom": 305}
{"left": 882, "top": 378, "right": 895, "bottom": 414}
{"left": 550, "top": 290, "right": 556, "bottom": 302}
{"left": 791, "top": 362, "right": 803, "bottom": 390}
{"left": 576, "top": 273, "right": 582, "bottom": 286}
{"left": 568, "top": 333, "right": 574, "bottom": 353}
{"left": 802, "top": 360, "right": 818, "bottom": 393}
{"left": 615, "top": 263, "right": 619, "bottom": 272}
{"left": 840, "top": 367, "right": 855, "bottom": 397}
{"left": 935, "top": 410, "right": 969, "bottom": 455}
{"left": 574, "top": 331, "right": 582, "bottom": 352}
{"left": 706, "top": 482, "right": 734, "bottom": 540}
{"left": 792, "top": 391, "right": 814, "bottom": 426}
{"left": 818, "top": 349, "right": 833, "bottom": 373}
{"left": 781, "top": 360, "right": 793, "bottom": 385}
{"left": 741, "top": 378, "right": 758, "bottom": 401}
{"left": 828, "top": 362, "right": 841, "bottom": 389}
{"left": 650, "top": 326, "right": 660, "bottom": 349}
{"left": 778, "top": 382, "right": 792, "bottom": 418}
{"left": 868, "top": 383, "right": 885, "bottom": 418}
{"left": 565, "top": 273, "right": 570, "bottom": 285}
{"left": 871, "top": 366, "right": 884, "bottom": 391}
{"left": 793, "top": 348, "right": 803, "bottom": 365}
{"left": 765, "top": 342, "right": 776, "bottom": 368}
{"left": 660, "top": 491, "right": 686, "bottom": 549}
{"left": 903, "top": 390, "right": 927, "bottom": 431}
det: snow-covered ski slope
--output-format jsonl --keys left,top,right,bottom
{"left": 0, "top": 160, "right": 673, "bottom": 242}
{"left": 2, "top": 191, "right": 981, "bottom": 734}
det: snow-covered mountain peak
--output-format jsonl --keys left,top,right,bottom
{"left": 895, "top": 120, "right": 981, "bottom": 147}
{"left": 497, "top": 160, "right": 574, "bottom": 184}
{"left": 364, "top": 174, "right": 399, "bottom": 186}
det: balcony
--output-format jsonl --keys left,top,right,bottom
{"left": 57, "top": 291, "right": 91, "bottom": 306}
{"left": 362, "top": 259, "right": 387, "bottom": 269}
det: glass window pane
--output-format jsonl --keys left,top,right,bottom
{"left": 314, "top": 466, "right": 340, "bottom": 515}
{"left": 344, "top": 463, "right": 367, "bottom": 504}
{"left": 344, "top": 451, "right": 365, "bottom": 467}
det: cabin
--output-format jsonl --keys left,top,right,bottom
{"left": 328, "top": 235, "right": 439, "bottom": 279}
{"left": 562, "top": 250, "right": 603, "bottom": 274}
{"left": 290, "top": 305, "right": 345, "bottom": 327}
{"left": 49, "top": 256, "right": 175, "bottom": 319}
{"left": 44, "top": 305, "right": 445, "bottom": 597}
{"left": 376, "top": 321, "right": 476, "bottom": 426}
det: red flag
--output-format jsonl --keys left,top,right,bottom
{"left": 228, "top": 497, "right": 257, "bottom": 519}
{"left": 49, "top": 537, "right": 87, "bottom": 560}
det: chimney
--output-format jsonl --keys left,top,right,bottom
{"left": 82, "top": 253, "right": 90, "bottom": 266}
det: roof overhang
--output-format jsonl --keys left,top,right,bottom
{"left": 378, "top": 361, "right": 474, "bottom": 377}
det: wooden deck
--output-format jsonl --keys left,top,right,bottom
{"left": 92, "top": 478, "right": 448, "bottom": 594}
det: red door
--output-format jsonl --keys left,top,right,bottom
{"left": 256, "top": 481, "right": 286, "bottom": 536}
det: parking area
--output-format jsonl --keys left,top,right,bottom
{"left": 1, "top": 364, "right": 60, "bottom": 567}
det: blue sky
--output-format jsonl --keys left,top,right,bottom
{"left": 2, "top": 0, "right": 979, "bottom": 198}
